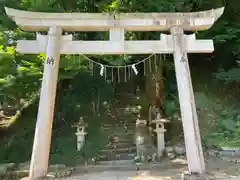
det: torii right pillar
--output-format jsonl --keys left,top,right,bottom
{"left": 161, "top": 9, "right": 224, "bottom": 173}
{"left": 168, "top": 28, "right": 206, "bottom": 173}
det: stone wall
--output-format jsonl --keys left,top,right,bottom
{"left": 0, "top": 162, "right": 75, "bottom": 180}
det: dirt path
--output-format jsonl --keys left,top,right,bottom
{"left": 64, "top": 158, "right": 240, "bottom": 180}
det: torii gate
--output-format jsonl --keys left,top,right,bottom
{"left": 5, "top": 7, "right": 224, "bottom": 179}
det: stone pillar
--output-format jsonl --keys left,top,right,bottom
{"left": 135, "top": 119, "right": 147, "bottom": 157}
{"left": 155, "top": 125, "right": 166, "bottom": 157}
{"left": 75, "top": 126, "right": 87, "bottom": 151}
{"left": 152, "top": 118, "right": 169, "bottom": 158}
{"left": 170, "top": 26, "right": 205, "bottom": 174}
{"left": 75, "top": 132, "right": 87, "bottom": 151}
{"left": 29, "top": 26, "right": 62, "bottom": 179}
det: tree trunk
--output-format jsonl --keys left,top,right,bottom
{"left": 145, "top": 55, "right": 165, "bottom": 119}
{"left": 144, "top": 55, "right": 165, "bottom": 144}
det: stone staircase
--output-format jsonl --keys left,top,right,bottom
{"left": 98, "top": 118, "right": 137, "bottom": 161}
{"left": 98, "top": 92, "right": 140, "bottom": 162}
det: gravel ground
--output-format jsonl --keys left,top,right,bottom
{"left": 63, "top": 158, "right": 240, "bottom": 180}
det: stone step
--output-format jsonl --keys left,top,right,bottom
{"left": 110, "top": 130, "right": 135, "bottom": 136}
{"left": 108, "top": 141, "right": 134, "bottom": 147}
{"left": 113, "top": 125, "right": 136, "bottom": 130}
{"left": 110, "top": 107, "right": 139, "bottom": 111}
{"left": 111, "top": 129, "right": 135, "bottom": 138}
{"left": 115, "top": 92, "right": 136, "bottom": 96}
{"left": 106, "top": 141, "right": 135, "bottom": 148}
{"left": 119, "top": 119, "right": 137, "bottom": 123}
{"left": 108, "top": 137, "right": 135, "bottom": 144}
{"left": 108, "top": 136, "right": 135, "bottom": 144}
{"left": 112, "top": 112, "right": 139, "bottom": 117}
{"left": 111, "top": 113, "right": 140, "bottom": 118}
{"left": 98, "top": 160, "right": 134, "bottom": 166}
{"left": 110, "top": 110, "right": 140, "bottom": 116}
{"left": 102, "top": 123, "right": 136, "bottom": 129}
{"left": 114, "top": 128, "right": 136, "bottom": 133}
{"left": 99, "top": 147, "right": 137, "bottom": 155}
{"left": 101, "top": 127, "right": 136, "bottom": 133}
{"left": 98, "top": 153, "right": 135, "bottom": 161}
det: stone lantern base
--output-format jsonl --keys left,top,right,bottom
{"left": 75, "top": 132, "right": 87, "bottom": 151}
{"left": 181, "top": 172, "right": 217, "bottom": 180}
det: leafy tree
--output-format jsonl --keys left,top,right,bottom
{"left": 0, "top": 0, "right": 238, "bottom": 123}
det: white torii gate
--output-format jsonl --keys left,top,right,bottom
{"left": 5, "top": 7, "right": 224, "bottom": 179}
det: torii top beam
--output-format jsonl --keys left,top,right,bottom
{"left": 5, "top": 7, "right": 224, "bottom": 32}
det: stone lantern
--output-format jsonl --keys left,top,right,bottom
{"left": 135, "top": 119, "right": 147, "bottom": 157}
{"left": 151, "top": 114, "right": 170, "bottom": 157}
{"left": 72, "top": 117, "right": 88, "bottom": 151}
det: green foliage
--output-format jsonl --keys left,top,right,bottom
{"left": 0, "top": 72, "right": 113, "bottom": 164}
{"left": 0, "top": 0, "right": 233, "bottom": 112}
{"left": 163, "top": 95, "right": 179, "bottom": 117}
{"left": 214, "top": 67, "right": 240, "bottom": 82}
{"left": 50, "top": 116, "right": 110, "bottom": 165}
{"left": 50, "top": 72, "right": 114, "bottom": 164}
{"left": 194, "top": 90, "right": 240, "bottom": 148}
{"left": 0, "top": 100, "right": 38, "bottom": 163}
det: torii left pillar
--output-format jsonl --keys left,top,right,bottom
{"left": 29, "top": 26, "right": 62, "bottom": 179}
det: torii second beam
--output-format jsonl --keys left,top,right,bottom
{"left": 17, "top": 34, "right": 214, "bottom": 54}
